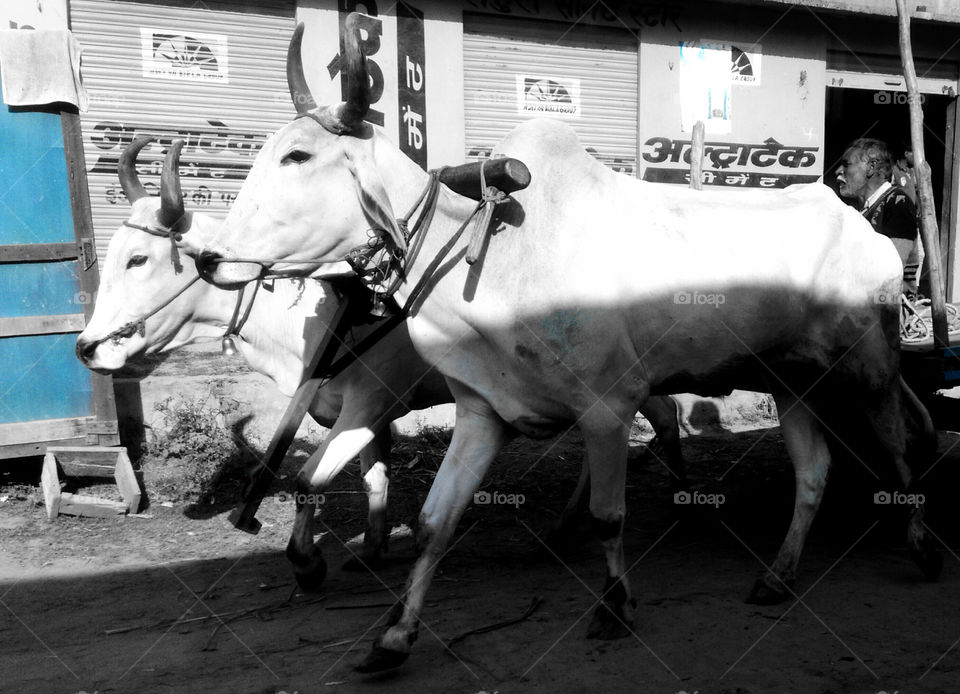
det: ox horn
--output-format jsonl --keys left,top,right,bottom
{"left": 158, "top": 139, "right": 186, "bottom": 230}
{"left": 287, "top": 22, "right": 316, "bottom": 114}
{"left": 118, "top": 135, "right": 154, "bottom": 203}
{"left": 338, "top": 12, "right": 371, "bottom": 130}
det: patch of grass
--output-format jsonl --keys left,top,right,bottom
{"left": 139, "top": 391, "right": 261, "bottom": 505}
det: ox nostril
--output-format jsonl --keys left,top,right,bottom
{"left": 195, "top": 250, "right": 221, "bottom": 279}
{"left": 76, "top": 337, "right": 97, "bottom": 364}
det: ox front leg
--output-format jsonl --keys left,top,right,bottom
{"left": 343, "top": 426, "right": 393, "bottom": 572}
{"left": 356, "top": 396, "right": 510, "bottom": 673}
{"left": 286, "top": 422, "right": 376, "bottom": 592}
{"left": 748, "top": 391, "right": 831, "bottom": 605}
{"left": 582, "top": 410, "right": 636, "bottom": 640}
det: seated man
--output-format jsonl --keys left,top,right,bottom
{"left": 836, "top": 137, "right": 922, "bottom": 296}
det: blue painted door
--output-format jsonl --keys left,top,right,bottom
{"left": 0, "top": 93, "right": 93, "bottom": 425}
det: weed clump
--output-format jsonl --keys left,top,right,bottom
{"left": 140, "top": 392, "right": 260, "bottom": 504}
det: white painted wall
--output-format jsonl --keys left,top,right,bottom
{"left": 1, "top": 0, "right": 68, "bottom": 30}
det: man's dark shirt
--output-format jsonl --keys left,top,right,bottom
{"left": 863, "top": 185, "right": 918, "bottom": 242}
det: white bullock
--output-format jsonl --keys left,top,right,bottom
{"left": 196, "top": 16, "right": 939, "bottom": 671}
{"left": 76, "top": 136, "right": 687, "bottom": 588}
{"left": 76, "top": 137, "right": 448, "bottom": 585}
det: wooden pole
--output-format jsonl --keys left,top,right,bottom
{"left": 690, "top": 121, "right": 705, "bottom": 190}
{"left": 896, "top": 0, "right": 949, "bottom": 348}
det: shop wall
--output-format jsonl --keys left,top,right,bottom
{"left": 639, "top": 5, "right": 827, "bottom": 189}
{"left": 1, "top": 0, "right": 68, "bottom": 29}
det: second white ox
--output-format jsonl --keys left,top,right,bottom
{"left": 76, "top": 135, "right": 686, "bottom": 589}
{"left": 197, "top": 16, "right": 939, "bottom": 672}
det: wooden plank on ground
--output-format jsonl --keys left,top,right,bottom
{"left": 57, "top": 492, "right": 127, "bottom": 518}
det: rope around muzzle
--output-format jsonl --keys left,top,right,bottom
{"left": 96, "top": 274, "right": 204, "bottom": 346}
{"left": 92, "top": 219, "right": 256, "bottom": 351}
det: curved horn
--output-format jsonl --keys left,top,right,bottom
{"left": 158, "top": 139, "right": 185, "bottom": 229}
{"left": 339, "top": 12, "right": 370, "bottom": 130}
{"left": 118, "top": 135, "right": 154, "bottom": 203}
{"left": 286, "top": 22, "right": 316, "bottom": 114}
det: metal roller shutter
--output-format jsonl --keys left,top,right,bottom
{"left": 463, "top": 14, "right": 638, "bottom": 175}
{"left": 70, "top": 0, "right": 295, "bottom": 269}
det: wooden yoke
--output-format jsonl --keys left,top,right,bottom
{"left": 438, "top": 157, "right": 531, "bottom": 200}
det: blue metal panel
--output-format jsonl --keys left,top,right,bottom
{"left": 0, "top": 91, "right": 74, "bottom": 244}
{"left": 0, "top": 334, "right": 92, "bottom": 423}
{"left": 0, "top": 262, "right": 81, "bottom": 318}
{"left": 0, "top": 82, "right": 94, "bottom": 432}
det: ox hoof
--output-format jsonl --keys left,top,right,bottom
{"left": 291, "top": 547, "right": 327, "bottom": 593}
{"left": 586, "top": 600, "right": 636, "bottom": 640}
{"left": 355, "top": 645, "right": 409, "bottom": 673}
{"left": 745, "top": 576, "right": 791, "bottom": 605}
{"left": 910, "top": 544, "right": 943, "bottom": 582}
{"left": 342, "top": 551, "right": 387, "bottom": 573}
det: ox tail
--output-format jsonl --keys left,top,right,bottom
{"left": 900, "top": 374, "right": 937, "bottom": 465}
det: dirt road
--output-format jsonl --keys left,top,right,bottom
{"left": 2, "top": 425, "right": 959, "bottom": 694}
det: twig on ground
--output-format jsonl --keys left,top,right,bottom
{"left": 446, "top": 596, "right": 543, "bottom": 650}
{"left": 326, "top": 602, "right": 395, "bottom": 611}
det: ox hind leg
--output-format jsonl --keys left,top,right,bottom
{"left": 865, "top": 377, "right": 941, "bottom": 581}
{"left": 357, "top": 389, "right": 511, "bottom": 673}
{"left": 581, "top": 406, "right": 637, "bottom": 639}
{"left": 748, "top": 389, "right": 831, "bottom": 605}
{"left": 550, "top": 395, "right": 686, "bottom": 548}
{"left": 342, "top": 426, "right": 392, "bottom": 571}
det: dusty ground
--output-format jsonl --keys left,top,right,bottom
{"left": 2, "top": 407, "right": 960, "bottom": 694}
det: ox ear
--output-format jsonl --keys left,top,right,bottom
{"left": 344, "top": 149, "right": 406, "bottom": 252}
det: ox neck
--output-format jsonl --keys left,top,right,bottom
{"left": 368, "top": 135, "right": 482, "bottom": 302}
{"left": 185, "top": 279, "right": 319, "bottom": 395}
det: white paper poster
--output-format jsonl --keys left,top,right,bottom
{"left": 680, "top": 40, "right": 731, "bottom": 133}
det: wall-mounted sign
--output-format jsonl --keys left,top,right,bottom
{"left": 397, "top": 3, "right": 428, "bottom": 169}
{"left": 642, "top": 135, "right": 819, "bottom": 189}
{"left": 699, "top": 38, "right": 762, "bottom": 86}
{"left": 516, "top": 75, "right": 581, "bottom": 117}
{"left": 730, "top": 44, "right": 761, "bottom": 85}
{"left": 140, "top": 28, "right": 229, "bottom": 83}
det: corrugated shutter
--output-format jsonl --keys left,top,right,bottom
{"left": 463, "top": 15, "right": 638, "bottom": 175}
{"left": 70, "top": 0, "right": 295, "bottom": 269}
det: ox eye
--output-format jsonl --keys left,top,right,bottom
{"left": 127, "top": 255, "right": 147, "bottom": 269}
{"left": 282, "top": 149, "right": 312, "bottom": 165}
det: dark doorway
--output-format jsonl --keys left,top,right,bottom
{"left": 824, "top": 87, "right": 950, "bottom": 224}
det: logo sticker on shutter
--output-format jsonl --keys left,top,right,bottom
{"left": 515, "top": 75, "right": 580, "bottom": 118}
{"left": 140, "top": 28, "right": 229, "bottom": 83}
